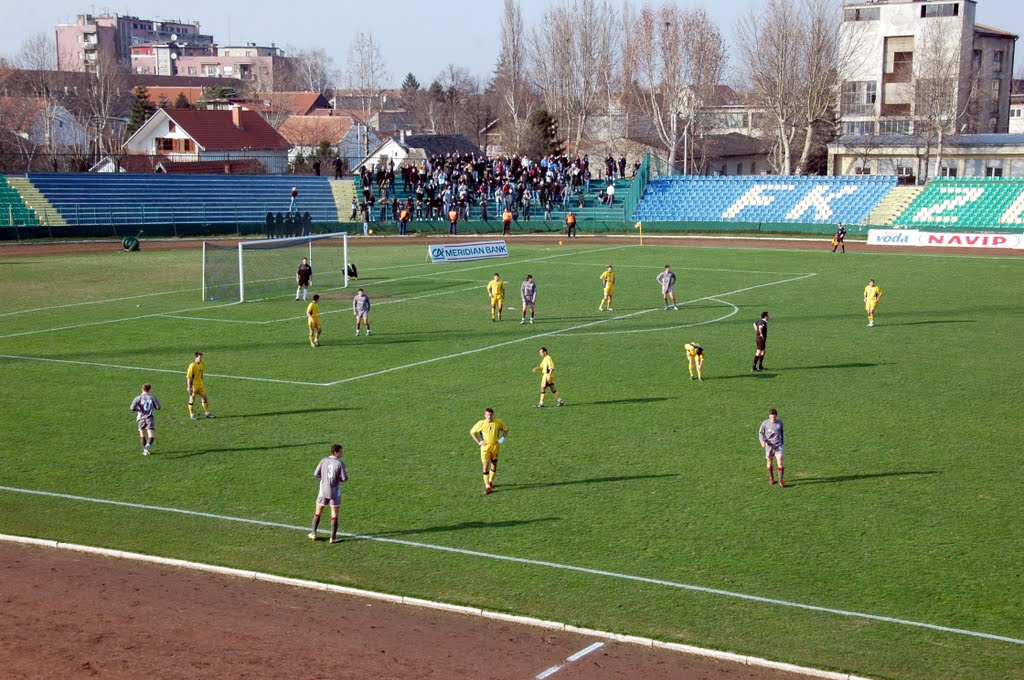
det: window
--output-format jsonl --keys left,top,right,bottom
{"left": 940, "top": 164, "right": 958, "bottom": 177}
{"left": 842, "top": 81, "right": 877, "bottom": 116}
{"left": 991, "top": 79, "right": 1001, "bottom": 98}
{"left": 896, "top": 159, "right": 915, "bottom": 176}
{"left": 736, "top": 163, "right": 743, "bottom": 175}
{"left": 853, "top": 159, "right": 872, "bottom": 175}
{"left": 187, "top": 66, "right": 197, "bottom": 75}
{"left": 223, "top": 65, "right": 233, "bottom": 75}
{"left": 921, "top": 3, "right": 958, "bottom": 18}
{"left": 841, "top": 120, "right": 875, "bottom": 135}
{"left": 843, "top": 7, "right": 879, "bottom": 21}
{"left": 203, "top": 64, "right": 219, "bottom": 76}
{"left": 168, "top": 122, "right": 176, "bottom": 133}
{"left": 707, "top": 112, "right": 749, "bottom": 129}
{"left": 183, "top": 139, "right": 193, "bottom": 152}
{"left": 879, "top": 119, "right": 911, "bottom": 134}
{"left": 156, "top": 138, "right": 174, "bottom": 152}
{"left": 994, "top": 51, "right": 1004, "bottom": 71}
{"left": 1011, "top": 109, "right": 1023, "bottom": 119}
{"left": 985, "top": 160, "right": 1004, "bottom": 177}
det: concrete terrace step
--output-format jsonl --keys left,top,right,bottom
{"left": 6, "top": 176, "right": 66, "bottom": 227}
{"left": 329, "top": 179, "right": 357, "bottom": 223}
{"left": 867, "top": 185, "right": 923, "bottom": 226}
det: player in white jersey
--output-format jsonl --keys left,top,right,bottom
{"left": 656, "top": 265, "right": 679, "bottom": 310}
{"left": 129, "top": 384, "right": 161, "bottom": 455}
{"left": 310, "top": 444, "right": 349, "bottom": 543}
{"left": 520, "top": 274, "right": 537, "bottom": 324}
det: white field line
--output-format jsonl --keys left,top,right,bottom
{"left": 538, "top": 261, "right": 815, "bottom": 276}
{"left": 564, "top": 298, "right": 739, "bottom": 337}
{"left": 0, "top": 274, "right": 814, "bottom": 386}
{"left": 322, "top": 273, "right": 815, "bottom": 386}
{"left": 0, "top": 354, "right": 328, "bottom": 386}
{"left": 0, "top": 301, "right": 241, "bottom": 340}
{"left": 0, "top": 487, "right": 1019, "bottom": 647}
{"left": 535, "top": 642, "right": 606, "bottom": 679}
{"left": 0, "top": 286, "right": 201, "bottom": 318}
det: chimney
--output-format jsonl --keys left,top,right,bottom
{"left": 400, "top": 129, "right": 406, "bottom": 145}
{"left": 231, "top": 105, "right": 244, "bottom": 131}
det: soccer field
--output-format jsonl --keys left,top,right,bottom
{"left": 1, "top": 239, "right": 1022, "bottom": 679}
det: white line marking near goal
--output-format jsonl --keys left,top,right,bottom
{"left": 536, "top": 642, "right": 606, "bottom": 679}
{"left": 0, "top": 486, "right": 1019, "bottom": 647}
{"left": 322, "top": 273, "right": 816, "bottom": 386}
{"left": 564, "top": 298, "right": 739, "bottom": 337}
{"left": 0, "top": 287, "right": 202, "bottom": 318}
{"left": 0, "top": 301, "right": 241, "bottom": 340}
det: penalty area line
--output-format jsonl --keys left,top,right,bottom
{"left": 0, "top": 485, "right": 1021, "bottom": 647}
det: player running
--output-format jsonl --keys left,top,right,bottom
{"left": 307, "top": 294, "right": 322, "bottom": 347}
{"left": 864, "top": 278, "right": 883, "bottom": 327}
{"left": 684, "top": 342, "right": 705, "bottom": 381}
{"left": 129, "top": 383, "right": 161, "bottom": 455}
{"left": 520, "top": 274, "right": 537, "bottom": 324}
{"left": 353, "top": 288, "right": 371, "bottom": 336}
{"left": 599, "top": 265, "right": 615, "bottom": 311}
{"left": 487, "top": 273, "right": 505, "bottom": 322}
{"left": 470, "top": 408, "right": 509, "bottom": 495}
{"left": 186, "top": 352, "right": 214, "bottom": 420}
{"left": 533, "top": 346, "right": 565, "bottom": 408}
{"left": 657, "top": 265, "right": 679, "bottom": 310}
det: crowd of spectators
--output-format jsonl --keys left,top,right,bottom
{"left": 351, "top": 152, "right": 638, "bottom": 226}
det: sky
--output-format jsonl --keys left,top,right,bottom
{"left": 3, "top": 0, "right": 1022, "bottom": 84}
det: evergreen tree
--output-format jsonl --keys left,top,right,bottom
{"left": 172, "top": 91, "right": 192, "bottom": 110}
{"left": 157, "top": 94, "right": 170, "bottom": 109}
{"left": 126, "top": 86, "right": 156, "bottom": 136}
{"left": 524, "top": 108, "right": 564, "bottom": 158}
{"left": 401, "top": 72, "right": 420, "bottom": 92}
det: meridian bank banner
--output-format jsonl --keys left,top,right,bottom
{"left": 428, "top": 241, "right": 510, "bottom": 263}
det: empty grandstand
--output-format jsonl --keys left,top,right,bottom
{"left": 633, "top": 175, "right": 897, "bottom": 225}
{"left": 23, "top": 174, "right": 341, "bottom": 226}
{"left": 892, "top": 177, "right": 1024, "bottom": 231}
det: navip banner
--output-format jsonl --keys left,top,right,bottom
{"left": 428, "top": 240, "right": 510, "bottom": 263}
{"left": 868, "top": 229, "right": 1023, "bottom": 249}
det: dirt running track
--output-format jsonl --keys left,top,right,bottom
{"left": 1, "top": 541, "right": 817, "bottom": 680}
{"left": 4, "top": 234, "right": 1009, "bottom": 679}
{"left": 0, "top": 233, "right": 1020, "bottom": 257}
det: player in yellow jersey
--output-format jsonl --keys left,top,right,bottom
{"left": 470, "top": 407, "right": 509, "bottom": 494}
{"left": 486, "top": 273, "right": 505, "bottom": 321}
{"left": 307, "top": 294, "right": 322, "bottom": 346}
{"left": 863, "top": 278, "right": 883, "bottom": 327}
{"left": 684, "top": 342, "right": 705, "bottom": 381}
{"left": 533, "top": 346, "right": 565, "bottom": 407}
{"left": 186, "top": 351, "right": 214, "bottom": 420}
{"left": 599, "top": 265, "right": 615, "bottom": 311}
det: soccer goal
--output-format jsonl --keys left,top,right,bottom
{"left": 202, "top": 232, "right": 349, "bottom": 302}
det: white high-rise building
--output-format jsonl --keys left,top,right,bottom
{"left": 838, "top": 0, "right": 1017, "bottom": 136}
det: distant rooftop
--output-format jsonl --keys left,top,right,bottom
{"left": 833, "top": 133, "right": 1024, "bottom": 147}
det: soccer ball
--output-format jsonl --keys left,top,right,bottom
{"left": 368, "top": 229, "right": 374, "bottom": 235}
{"left": 558, "top": 240, "right": 565, "bottom": 246}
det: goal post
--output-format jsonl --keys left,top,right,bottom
{"left": 202, "top": 232, "right": 349, "bottom": 302}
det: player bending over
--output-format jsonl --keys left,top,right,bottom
{"left": 684, "top": 342, "right": 705, "bottom": 381}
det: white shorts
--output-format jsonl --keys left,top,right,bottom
{"left": 765, "top": 446, "right": 784, "bottom": 460}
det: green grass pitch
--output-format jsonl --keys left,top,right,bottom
{"left": 1, "top": 239, "right": 1022, "bottom": 679}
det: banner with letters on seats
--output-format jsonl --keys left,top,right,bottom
{"left": 428, "top": 240, "right": 510, "bottom": 263}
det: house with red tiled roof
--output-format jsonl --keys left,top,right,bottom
{"left": 118, "top": 106, "right": 291, "bottom": 173}
{"left": 253, "top": 92, "right": 331, "bottom": 117}
{"left": 277, "top": 114, "right": 380, "bottom": 166}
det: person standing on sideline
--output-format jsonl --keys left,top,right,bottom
{"left": 864, "top": 278, "right": 883, "bottom": 327}
{"left": 599, "top": 265, "right": 616, "bottom": 311}
{"left": 759, "top": 408, "right": 785, "bottom": 487}
{"left": 398, "top": 205, "right": 410, "bottom": 235}
{"left": 502, "top": 207, "right": 513, "bottom": 236}
{"left": 186, "top": 352, "right": 214, "bottom": 420}
{"left": 564, "top": 211, "right": 577, "bottom": 238}
{"left": 533, "top": 346, "right": 565, "bottom": 408}
{"left": 684, "top": 342, "right": 705, "bottom": 381}
{"left": 353, "top": 288, "right": 371, "bottom": 336}
{"left": 657, "top": 264, "right": 679, "bottom": 310}
{"left": 307, "top": 294, "right": 322, "bottom": 347}
{"left": 295, "top": 257, "right": 313, "bottom": 301}
{"left": 487, "top": 273, "right": 505, "bottom": 322}
{"left": 520, "top": 274, "right": 537, "bottom": 324}
{"left": 309, "top": 444, "right": 348, "bottom": 543}
{"left": 752, "top": 311, "right": 769, "bottom": 372}
{"left": 129, "top": 383, "right": 161, "bottom": 455}
{"left": 832, "top": 223, "right": 846, "bottom": 253}
{"left": 448, "top": 207, "right": 459, "bottom": 235}
{"left": 470, "top": 408, "right": 508, "bottom": 495}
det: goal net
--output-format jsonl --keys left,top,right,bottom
{"left": 202, "top": 232, "right": 349, "bottom": 302}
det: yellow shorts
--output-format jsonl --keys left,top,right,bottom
{"left": 865, "top": 302, "right": 877, "bottom": 313}
{"left": 687, "top": 351, "right": 704, "bottom": 361}
{"left": 308, "top": 318, "right": 321, "bottom": 331}
{"left": 491, "top": 296, "right": 504, "bottom": 305}
{"left": 190, "top": 384, "right": 206, "bottom": 398}
{"left": 603, "top": 287, "right": 614, "bottom": 297}
{"left": 480, "top": 444, "right": 499, "bottom": 464}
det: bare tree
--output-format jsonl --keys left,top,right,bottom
{"left": 286, "top": 47, "right": 337, "bottom": 95}
{"left": 791, "top": 0, "right": 843, "bottom": 174}
{"left": 345, "top": 32, "right": 391, "bottom": 125}
{"left": 530, "top": 0, "right": 619, "bottom": 156}
{"left": 913, "top": 20, "right": 979, "bottom": 181}
{"left": 495, "top": 0, "right": 529, "bottom": 153}
{"left": 13, "top": 32, "right": 57, "bottom": 72}
{"left": 624, "top": 4, "right": 725, "bottom": 170}
{"left": 79, "top": 54, "right": 131, "bottom": 156}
